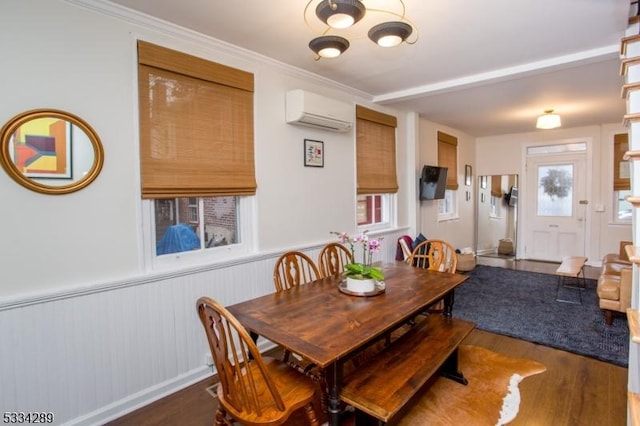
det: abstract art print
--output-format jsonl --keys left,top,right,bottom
{"left": 10, "top": 117, "right": 72, "bottom": 179}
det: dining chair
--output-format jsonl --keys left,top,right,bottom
{"left": 272, "top": 251, "right": 326, "bottom": 407}
{"left": 273, "top": 250, "right": 320, "bottom": 364}
{"left": 196, "top": 297, "right": 320, "bottom": 426}
{"left": 409, "top": 239, "right": 458, "bottom": 273}
{"left": 273, "top": 251, "right": 320, "bottom": 292}
{"left": 318, "top": 242, "right": 353, "bottom": 278}
{"left": 409, "top": 239, "right": 458, "bottom": 313}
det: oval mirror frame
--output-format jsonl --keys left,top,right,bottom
{"left": 0, "top": 109, "right": 104, "bottom": 195}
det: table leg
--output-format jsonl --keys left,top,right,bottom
{"left": 248, "top": 331, "right": 259, "bottom": 360}
{"left": 443, "top": 290, "right": 455, "bottom": 317}
{"left": 441, "top": 348, "right": 468, "bottom": 385}
{"left": 326, "top": 361, "right": 344, "bottom": 426}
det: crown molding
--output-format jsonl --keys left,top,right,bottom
{"left": 64, "top": 0, "right": 372, "bottom": 100}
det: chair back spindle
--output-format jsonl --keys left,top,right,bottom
{"left": 318, "top": 243, "right": 353, "bottom": 278}
{"left": 409, "top": 239, "right": 458, "bottom": 273}
{"left": 273, "top": 251, "right": 320, "bottom": 292}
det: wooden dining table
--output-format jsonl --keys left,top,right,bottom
{"left": 226, "top": 261, "right": 468, "bottom": 426}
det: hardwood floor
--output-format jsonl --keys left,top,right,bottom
{"left": 107, "top": 259, "right": 627, "bottom": 426}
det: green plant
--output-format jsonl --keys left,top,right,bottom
{"left": 343, "top": 262, "right": 385, "bottom": 281}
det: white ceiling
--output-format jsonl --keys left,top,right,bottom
{"left": 106, "top": 0, "right": 631, "bottom": 136}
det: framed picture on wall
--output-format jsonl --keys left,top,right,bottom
{"left": 480, "top": 175, "right": 487, "bottom": 189}
{"left": 304, "top": 139, "right": 324, "bottom": 167}
{"left": 15, "top": 118, "right": 73, "bottom": 179}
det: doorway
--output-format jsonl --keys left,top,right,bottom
{"left": 523, "top": 143, "right": 588, "bottom": 262}
{"left": 476, "top": 174, "right": 518, "bottom": 259}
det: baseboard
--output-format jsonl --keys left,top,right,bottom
{"left": 65, "top": 366, "right": 212, "bottom": 426}
{"left": 65, "top": 339, "right": 278, "bottom": 426}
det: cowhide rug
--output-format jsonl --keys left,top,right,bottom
{"left": 395, "top": 345, "right": 547, "bottom": 426}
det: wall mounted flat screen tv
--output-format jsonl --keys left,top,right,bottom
{"left": 507, "top": 186, "right": 518, "bottom": 206}
{"left": 419, "top": 165, "right": 448, "bottom": 200}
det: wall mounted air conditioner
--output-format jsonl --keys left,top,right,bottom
{"left": 285, "top": 89, "right": 353, "bottom": 132}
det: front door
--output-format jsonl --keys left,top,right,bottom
{"left": 524, "top": 150, "right": 587, "bottom": 261}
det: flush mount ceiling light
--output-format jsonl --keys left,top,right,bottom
{"left": 368, "top": 21, "right": 412, "bottom": 47}
{"left": 536, "top": 109, "right": 562, "bottom": 129}
{"left": 316, "top": 0, "right": 366, "bottom": 29}
{"left": 309, "top": 36, "right": 350, "bottom": 58}
{"left": 304, "top": 0, "right": 418, "bottom": 59}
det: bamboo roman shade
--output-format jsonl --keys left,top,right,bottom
{"left": 356, "top": 105, "right": 398, "bottom": 194}
{"left": 613, "top": 133, "right": 630, "bottom": 191}
{"left": 491, "top": 175, "right": 502, "bottom": 198}
{"left": 137, "top": 41, "right": 256, "bottom": 198}
{"left": 437, "top": 131, "right": 458, "bottom": 190}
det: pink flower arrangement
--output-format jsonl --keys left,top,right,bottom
{"left": 331, "top": 231, "right": 384, "bottom": 280}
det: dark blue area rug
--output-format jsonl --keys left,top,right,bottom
{"left": 453, "top": 265, "right": 629, "bottom": 367}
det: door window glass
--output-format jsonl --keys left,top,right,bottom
{"left": 537, "top": 164, "right": 573, "bottom": 217}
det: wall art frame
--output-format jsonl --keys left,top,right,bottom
{"left": 0, "top": 109, "right": 104, "bottom": 195}
{"left": 304, "top": 139, "right": 324, "bottom": 167}
{"left": 480, "top": 175, "right": 487, "bottom": 189}
{"left": 465, "top": 164, "right": 472, "bottom": 186}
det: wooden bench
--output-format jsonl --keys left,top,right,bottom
{"left": 555, "top": 256, "right": 588, "bottom": 304}
{"left": 340, "top": 314, "right": 475, "bottom": 425}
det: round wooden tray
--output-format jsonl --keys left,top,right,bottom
{"left": 338, "top": 280, "right": 386, "bottom": 297}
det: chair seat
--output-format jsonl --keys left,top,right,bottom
{"left": 597, "top": 274, "right": 621, "bottom": 301}
{"left": 217, "top": 357, "right": 318, "bottom": 425}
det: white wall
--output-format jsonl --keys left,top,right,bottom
{"left": 0, "top": 0, "right": 412, "bottom": 299}
{"left": 415, "top": 119, "right": 476, "bottom": 251}
{"left": 476, "top": 124, "right": 632, "bottom": 262}
{"left": 0, "top": 1, "right": 413, "bottom": 424}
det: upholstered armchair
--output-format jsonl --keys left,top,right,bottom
{"left": 597, "top": 241, "right": 632, "bottom": 325}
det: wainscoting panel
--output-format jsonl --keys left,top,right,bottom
{"left": 0, "top": 230, "right": 406, "bottom": 425}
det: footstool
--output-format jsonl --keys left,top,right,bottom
{"left": 555, "top": 256, "right": 588, "bottom": 304}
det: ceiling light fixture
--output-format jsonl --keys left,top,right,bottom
{"left": 368, "top": 21, "right": 412, "bottom": 47}
{"left": 309, "top": 36, "right": 350, "bottom": 58}
{"left": 536, "top": 109, "right": 562, "bottom": 129}
{"left": 305, "top": 0, "right": 417, "bottom": 59}
{"left": 316, "top": 0, "right": 366, "bottom": 29}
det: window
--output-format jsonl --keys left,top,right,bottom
{"left": 357, "top": 194, "right": 391, "bottom": 228}
{"left": 488, "top": 174, "right": 503, "bottom": 218}
{"left": 437, "top": 131, "right": 458, "bottom": 220}
{"left": 438, "top": 190, "right": 457, "bottom": 220}
{"left": 187, "top": 198, "right": 198, "bottom": 223}
{"left": 155, "top": 197, "right": 239, "bottom": 255}
{"left": 616, "top": 190, "right": 632, "bottom": 222}
{"left": 355, "top": 105, "right": 398, "bottom": 229}
{"left": 613, "top": 133, "right": 631, "bottom": 223}
{"left": 490, "top": 193, "right": 500, "bottom": 218}
{"left": 437, "top": 131, "right": 458, "bottom": 191}
{"left": 613, "top": 133, "right": 630, "bottom": 192}
{"left": 137, "top": 41, "right": 256, "bottom": 263}
{"left": 537, "top": 164, "right": 573, "bottom": 217}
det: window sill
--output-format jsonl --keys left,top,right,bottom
{"left": 437, "top": 215, "right": 460, "bottom": 223}
{"left": 357, "top": 222, "right": 393, "bottom": 233}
